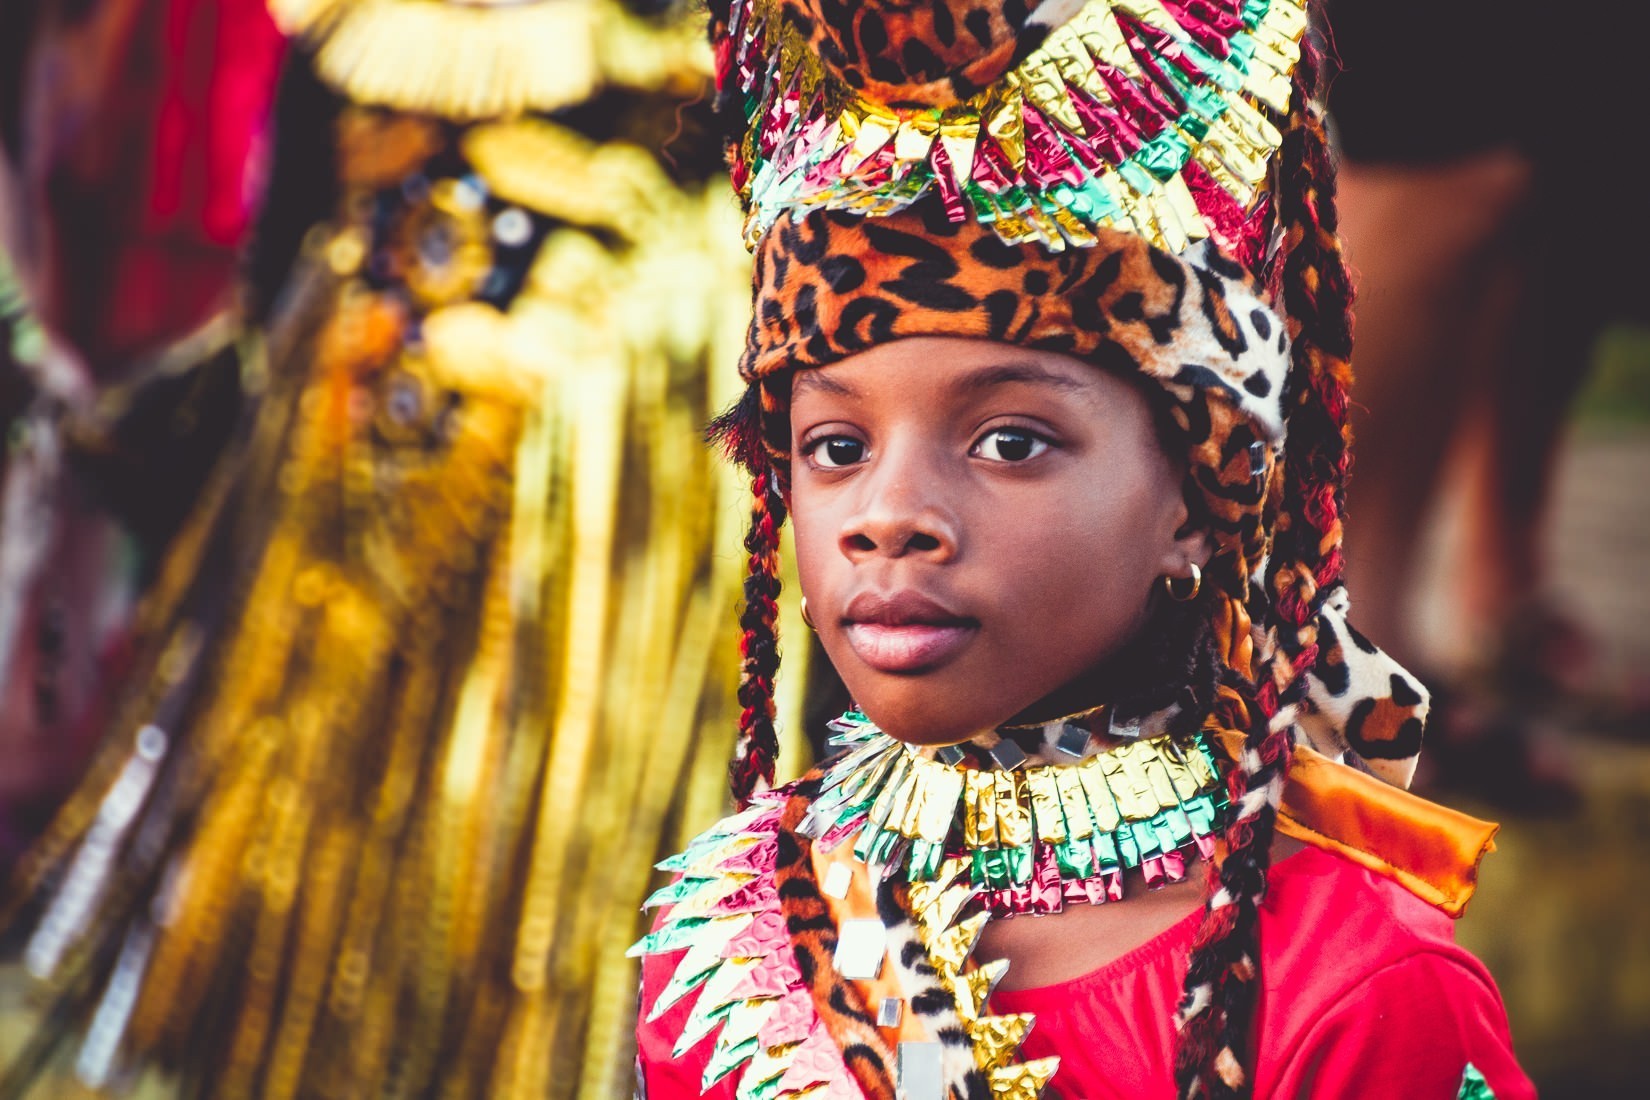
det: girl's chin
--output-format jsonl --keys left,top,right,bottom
{"left": 849, "top": 694, "right": 1017, "bottom": 748}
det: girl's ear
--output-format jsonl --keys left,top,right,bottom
{"left": 1158, "top": 471, "right": 1212, "bottom": 578}
{"left": 1160, "top": 525, "right": 1213, "bottom": 580}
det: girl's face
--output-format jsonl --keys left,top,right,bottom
{"left": 790, "top": 337, "right": 1208, "bottom": 745}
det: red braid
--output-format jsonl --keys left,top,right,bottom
{"left": 729, "top": 462, "right": 787, "bottom": 806}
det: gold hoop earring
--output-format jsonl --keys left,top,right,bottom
{"left": 800, "top": 596, "right": 817, "bottom": 631}
{"left": 1163, "top": 563, "right": 1201, "bottom": 602}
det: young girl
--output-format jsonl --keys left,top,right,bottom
{"left": 634, "top": 0, "right": 1534, "bottom": 1097}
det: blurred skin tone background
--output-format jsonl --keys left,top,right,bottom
{"left": 1, "top": 1, "right": 1647, "bottom": 1097}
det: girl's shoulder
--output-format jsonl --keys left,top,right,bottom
{"left": 1254, "top": 845, "right": 1535, "bottom": 1100}
{"left": 1261, "top": 841, "right": 1460, "bottom": 959}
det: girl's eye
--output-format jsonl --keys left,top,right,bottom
{"left": 808, "top": 436, "right": 867, "bottom": 468}
{"left": 972, "top": 427, "right": 1049, "bottom": 463}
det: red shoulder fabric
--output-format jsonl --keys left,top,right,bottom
{"left": 1250, "top": 846, "right": 1535, "bottom": 1099}
{"left": 992, "top": 845, "right": 1535, "bottom": 1100}
{"left": 1263, "top": 951, "right": 1531, "bottom": 1098}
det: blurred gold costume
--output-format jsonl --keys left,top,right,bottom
{"left": 0, "top": 2, "right": 809, "bottom": 1096}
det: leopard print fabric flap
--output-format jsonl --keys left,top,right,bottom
{"left": 1298, "top": 588, "right": 1429, "bottom": 787}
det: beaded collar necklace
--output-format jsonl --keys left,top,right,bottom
{"left": 796, "top": 710, "right": 1232, "bottom": 917}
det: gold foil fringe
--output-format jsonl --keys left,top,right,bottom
{"left": 0, "top": 111, "right": 775, "bottom": 1100}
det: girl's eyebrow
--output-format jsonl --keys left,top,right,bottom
{"left": 792, "top": 371, "right": 857, "bottom": 397}
{"left": 792, "top": 360, "right": 1086, "bottom": 400}
{"left": 956, "top": 362, "right": 1089, "bottom": 393}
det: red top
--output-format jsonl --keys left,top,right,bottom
{"left": 638, "top": 845, "right": 1535, "bottom": 1100}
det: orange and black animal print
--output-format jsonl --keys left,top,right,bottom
{"left": 776, "top": 782, "right": 901, "bottom": 1100}
{"left": 772, "top": 0, "right": 1079, "bottom": 107}
{"left": 740, "top": 203, "right": 1291, "bottom": 436}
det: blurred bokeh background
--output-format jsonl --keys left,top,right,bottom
{"left": 1323, "top": 3, "right": 1650, "bottom": 1093}
{"left": 2, "top": 0, "right": 1646, "bottom": 1097}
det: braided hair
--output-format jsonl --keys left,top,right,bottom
{"left": 713, "top": 378, "right": 796, "bottom": 806}
{"left": 728, "top": 463, "right": 786, "bottom": 803}
{"left": 1172, "top": 48, "right": 1357, "bottom": 1099}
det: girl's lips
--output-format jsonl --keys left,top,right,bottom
{"left": 842, "top": 621, "right": 978, "bottom": 674}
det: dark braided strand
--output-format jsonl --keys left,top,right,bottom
{"left": 1174, "top": 45, "right": 1358, "bottom": 1098}
{"left": 1265, "top": 46, "right": 1354, "bottom": 710}
{"left": 729, "top": 463, "right": 787, "bottom": 806}
{"left": 1173, "top": 595, "right": 1287, "bottom": 1100}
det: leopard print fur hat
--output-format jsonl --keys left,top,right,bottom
{"left": 708, "top": 0, "right": 1428, "bottom": 796}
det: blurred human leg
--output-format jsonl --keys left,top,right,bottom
{"left": 1338, "top": 150, "right": 1534, "bottom": 670}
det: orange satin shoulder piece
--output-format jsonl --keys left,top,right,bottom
{"left": 1216, "top": 730, "right": 1498, "bottom": 917}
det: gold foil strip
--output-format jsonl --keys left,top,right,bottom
{"left": 907, "top": 856, "right": 970, "bottom": 916}
{"left": 864, "top": 752, "right": 917, "bottom": 831}
{"left": 991, "top": 206, "right": 1040, "bottom": 246}
{"left": 1195, "top": 128, "right": 1265, "bottom": 199}
{"left": 1070, "top": 2, "right": 1136, "bottom": 75}
{"left": 965, "top": 1013, "right": 1035, "bottom": 1071}
{"left": 1220, "top": 83, "right": 1284, "bottom": 151}
{"left": 865, "top": 754, "right": 918, "bottom": 840}
{"left": 894, "top": 111, "right": 942, "bottom": 165}
{"left": 1104, "top": 745, "right": 1160, "bottom": 821}
{"left": 897, "top": 758, "right": 934, "bottom": 839}
{"left": 1045, "top": 203, "right": 1099, "bottom": 248}
{"left": 1241, "top": 32, "right": 1298, "bottom": 114}
{"left": 995, "top": 772, "right": 1034, "bottom": 849}
{"left": 1076, "top": 755, "right": 1124, "bottom": 833}
{"left": 1047, "top": 24, "right": 1114, "bottom": 109}
{"left": 1096, "top": 172, "right": 1146, "bottom": 239}
{"left": 842, "top": 106, "right": 899, "bottom": 176}
{"left": 1115, "top": 0, "right": 1186, "bottom": 36}
{"left": 1026, "top": 770, "right": 1068, "bottom": 844}
{"left": 955, "top": 959, "right": 1009, "bottom": 1020}
{"left": 914, "top": 759, "right": 966, "bottom": 844}
{"left": 1146, "top": 187, "right": 1195, "bottom": 253}
{"left": 1139, "top": 753, "right": 1180, "bottom": 808}
{"left": 1019, "top": 202, "right": 1067, "bottom": 251}
{"left": 1165, "top": 174, "right": 1208, "bottom": 246}
{"left": 928, "top": 912, "right": 989, "bottom": 976}
{"left": 1013, "top": 56, "right": 1084, "bottom": 134}
{"left": 988, "top": 1057, "right": 1061, "bottom": 1100}
{"left": 1251, "top": 19, "right": 1302, "bottom": 64}
{"left": 1054, "top": 767, "right": 1096, "bottom": 840}
{"left": 965, "top": 770, "right": 999, "bottom": 848}
{"left": 913, "top": 882, "right": 977, "bottom": 943}
{"left": 842, "top": 745, "right": 899, "bottom": 807}
{"left": 1158, "top": 743, "right": 1202, "bottom": 801}
{"left": 985, "top": 90, "right": 1028, "bottom": 171}
{"left": 1182, "top": 738, "right": 1217, "bottom": 786}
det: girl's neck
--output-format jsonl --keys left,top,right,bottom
{"left": 904, "top": 706, "right": 1143, "bottom": 770}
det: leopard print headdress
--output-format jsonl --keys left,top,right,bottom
{"left": 705, "top": 2, "right": 1431, "bottom": 1094}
